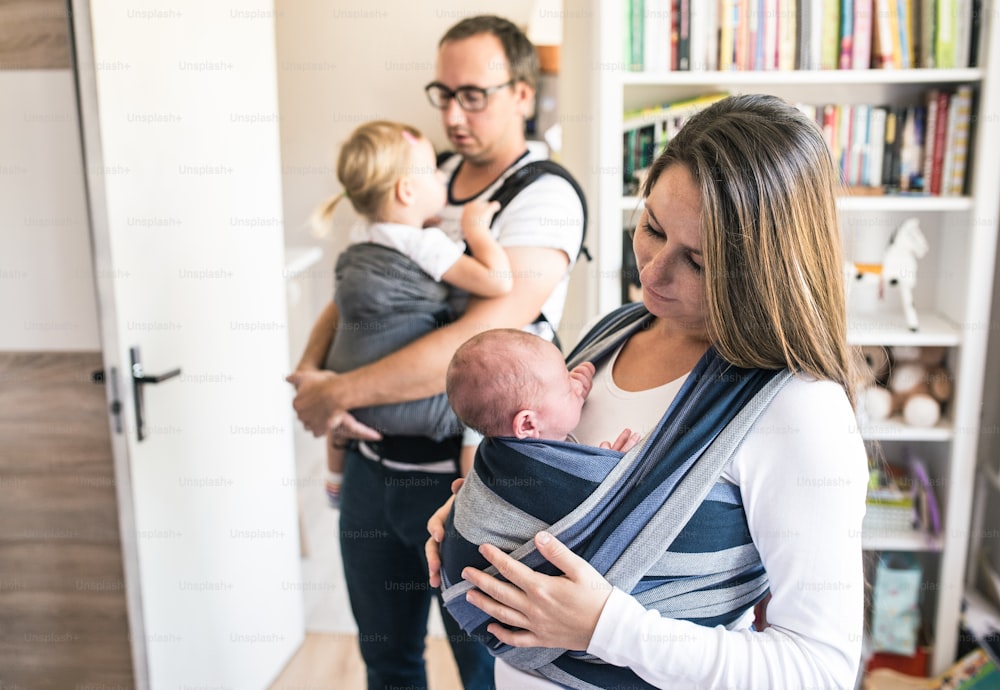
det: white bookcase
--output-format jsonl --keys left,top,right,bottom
{"left": 560, "top": 0, "right": 1000, "bottom": 676}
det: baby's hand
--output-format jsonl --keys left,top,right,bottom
{"left": 599, "top": 428, "right": 641, "bottom": 453}
{"left": 461, "top": 199, "right": 500, "bottom": 235}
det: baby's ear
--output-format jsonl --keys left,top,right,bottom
{"left": 512, "top": 410, "right": 539, "bottom": 439}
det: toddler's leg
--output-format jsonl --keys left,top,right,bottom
{"left": 325, "top": 431, "right": 345, "bottom": 509}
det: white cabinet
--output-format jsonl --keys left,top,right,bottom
{"left": 561, "top": 0, "right": 1000, "bottom": 675}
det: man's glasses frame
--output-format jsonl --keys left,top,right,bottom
{"left": 424, "top": 80, "right": 515, "bottom": 112}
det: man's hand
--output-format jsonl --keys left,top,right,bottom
{"left": 286, "top": 369, "right": 380, "bottom": 440}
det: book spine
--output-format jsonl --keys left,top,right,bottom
{"left": 671, "top": 0, "right": 681, "bottom": 70}
{"left": 820, "top": 0, "right": 841, "bottom": 69}
{"left": 954, "top": 0, "right": 972, "bottom": 68}
{"left": 936, "top": 0, "right": 955, "bottom": 68}
{"left": 920, "top": 0, "right": 936, "bottom": 67}
{"left": 687, "top": 0, "right": 706, "bottom": 70}
{"left": 678, "top": 0, "right": 691, "bottom": 69}
{"left": 840, "top": 0, "right": 856, "bottom": 69}
{"left": 921, "top": 89, "right": 939, "bottom": 191}
{"left": 929, "top": 90, "right": 951, "bottom": 195}
{"left": 762, "top": 0, "right": 779, "bottom": 69}
{"left": 631, "top": 0, "right": 645, "bottom": 70}
{"left": 887, "top": 0, "right": 903, "bottom": 67}
{"left": 853, "top": 0, "right": 874, "bottom": 68}
{"left": 882, "top": 107, "right": 898, "bottom": 190}
{"left": 946, "top": 85, "right": 973, "bottom": 195}
{"left": 873, "top": 0, "right": 894, "bottom": 68}
{"left": 968, "top": 0, "right": 982, "bottom": 67}
{"left": 720, "top": 0, "right": 736, "bottom": 70}
{"left": 867, "top": 106, "right": 887, "bottom": 188}
{"left": 851, "top": 104, "right": 870, "bottom": 186}
{"left": 777, "top": 0, "right": 797, "bottom": 69}
{"left": 899, "top": 0, "right": 913, "bottom": 68}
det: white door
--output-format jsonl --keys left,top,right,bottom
{"left": 72, "top": 2, "right": 304, "bottom": 688}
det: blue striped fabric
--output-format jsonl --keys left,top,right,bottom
{"left": 439, "top": 303, "right": 792, "bottom": 688}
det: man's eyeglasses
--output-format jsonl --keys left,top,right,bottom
{"left": 424, "top": 80, "right": 515, "bottom": 112}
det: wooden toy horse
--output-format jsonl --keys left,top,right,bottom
{"left": 847, "top": 218, "right": 928, "bottom": 331}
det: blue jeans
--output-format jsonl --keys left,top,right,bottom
{"left": 339, "top": 446, "right": 495, "bottom": 690}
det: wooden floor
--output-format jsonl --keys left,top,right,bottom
{"left": 269, "top": 632, "right": 463, "bottom": 690}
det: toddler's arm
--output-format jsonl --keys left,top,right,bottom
{"left": 440, "top": 200, "right": 512, "bottom": 297}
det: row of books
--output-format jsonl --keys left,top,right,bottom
{"left": 620, "top": 87, "right": 974, "bottom": 197}
{"left": 625, "top": 0, "right": 983, "bottom": 72}
{"left": 802, "top": 85, "right": 974, "bottom": 194}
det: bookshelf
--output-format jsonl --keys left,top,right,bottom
{"left": 560, "top": 0, "right": 1000, "bottom": 677}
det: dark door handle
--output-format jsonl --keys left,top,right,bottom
{"left": 130, "top": 346, "right": 181, "bottom": 442}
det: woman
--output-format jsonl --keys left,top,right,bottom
{"left": 427, "top": 93, "right": 869, "bottom": 689}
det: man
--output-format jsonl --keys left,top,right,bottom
{"left": 288, "top": 15, "right": 584, "bottom": 690}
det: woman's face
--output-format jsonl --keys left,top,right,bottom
{"left": 633, "top": 164, "right": 708, "bottom": 335}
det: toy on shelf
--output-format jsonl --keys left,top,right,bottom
{"left": 847, "top": 218, "right": 929, "bottom": 331}
{"left": 860, "top": 346, "right": 953, "bottom": 429}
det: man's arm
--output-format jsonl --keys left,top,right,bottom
{"left": 289, "top": 245, "right": 569, "bottom": 436}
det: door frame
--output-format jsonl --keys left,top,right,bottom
{"left": 68, "top": 2, "right": 150, "bottom": 685}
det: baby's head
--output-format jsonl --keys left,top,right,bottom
{"left": 447, "top": 329, "right": 588, "bottom": 440}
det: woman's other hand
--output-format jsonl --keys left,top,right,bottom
{"left": 461, "top": 531, "right": 613, "bottom": 651}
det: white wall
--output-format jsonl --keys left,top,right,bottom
{"left": 275, "top": 0, "right": 537, "bottom": 290}
{"left": 0, "top": 71, "right": 101, "bottom": 351}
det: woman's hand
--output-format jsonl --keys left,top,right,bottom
{"left": 461, "top": 531, "right": 613, "bottom": 652}
{"left": 426, "top": 477, "right": 464, "bottom": 588}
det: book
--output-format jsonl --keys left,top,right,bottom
{"left": 840, "top": 0, "right": 856, "bottom": 69}
{"left": 643, "top": 0, "right": 672, "bottom": 74}
{"left": 921, "top": 89, "right": 940, "bottom": 191}
{"left": 867, "top": 106, "right": 888, "bottom": 188}
{"left": 720, "top": 0, "right": 737, "bottom": 70}
{"left": 937, "top": 0, "right": 957, "bottom": 68}
{"left": 929, "top": 89, "right": 951, "bottom": 195}
{"left": 920, "top": 0, "right": 936, "bottom": 67}
{"left": 821, "top": 0, "right": 841, "bottom": 69}
{"left": 798, "top": 0, "right": 822, "bottom": 69}
{"left": 853, "top": 0, "right": 874, "bottom": 68}
{"left": 677, "top": 0, "right": 690, "bottom": 70}
{"left": 777, "top": 0, "right": 797, "bottom": 70}
{"left": 873, "top": 0, "right": 896, "bottom": 68}
{"left": 945, "top": 84, "right": 974, "bottom": 196}
{"left": 762, "top": 0, "right": 778, "bottom": 70}
{"left": 899, "top": 104, "right": 926, "bottom": 192}
{"left": 630, "top": 0, "right": 645, "bottom": 70}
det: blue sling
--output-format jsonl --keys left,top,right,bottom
{"left": 439, "top": 302, "right": 794, "bottom": 689}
